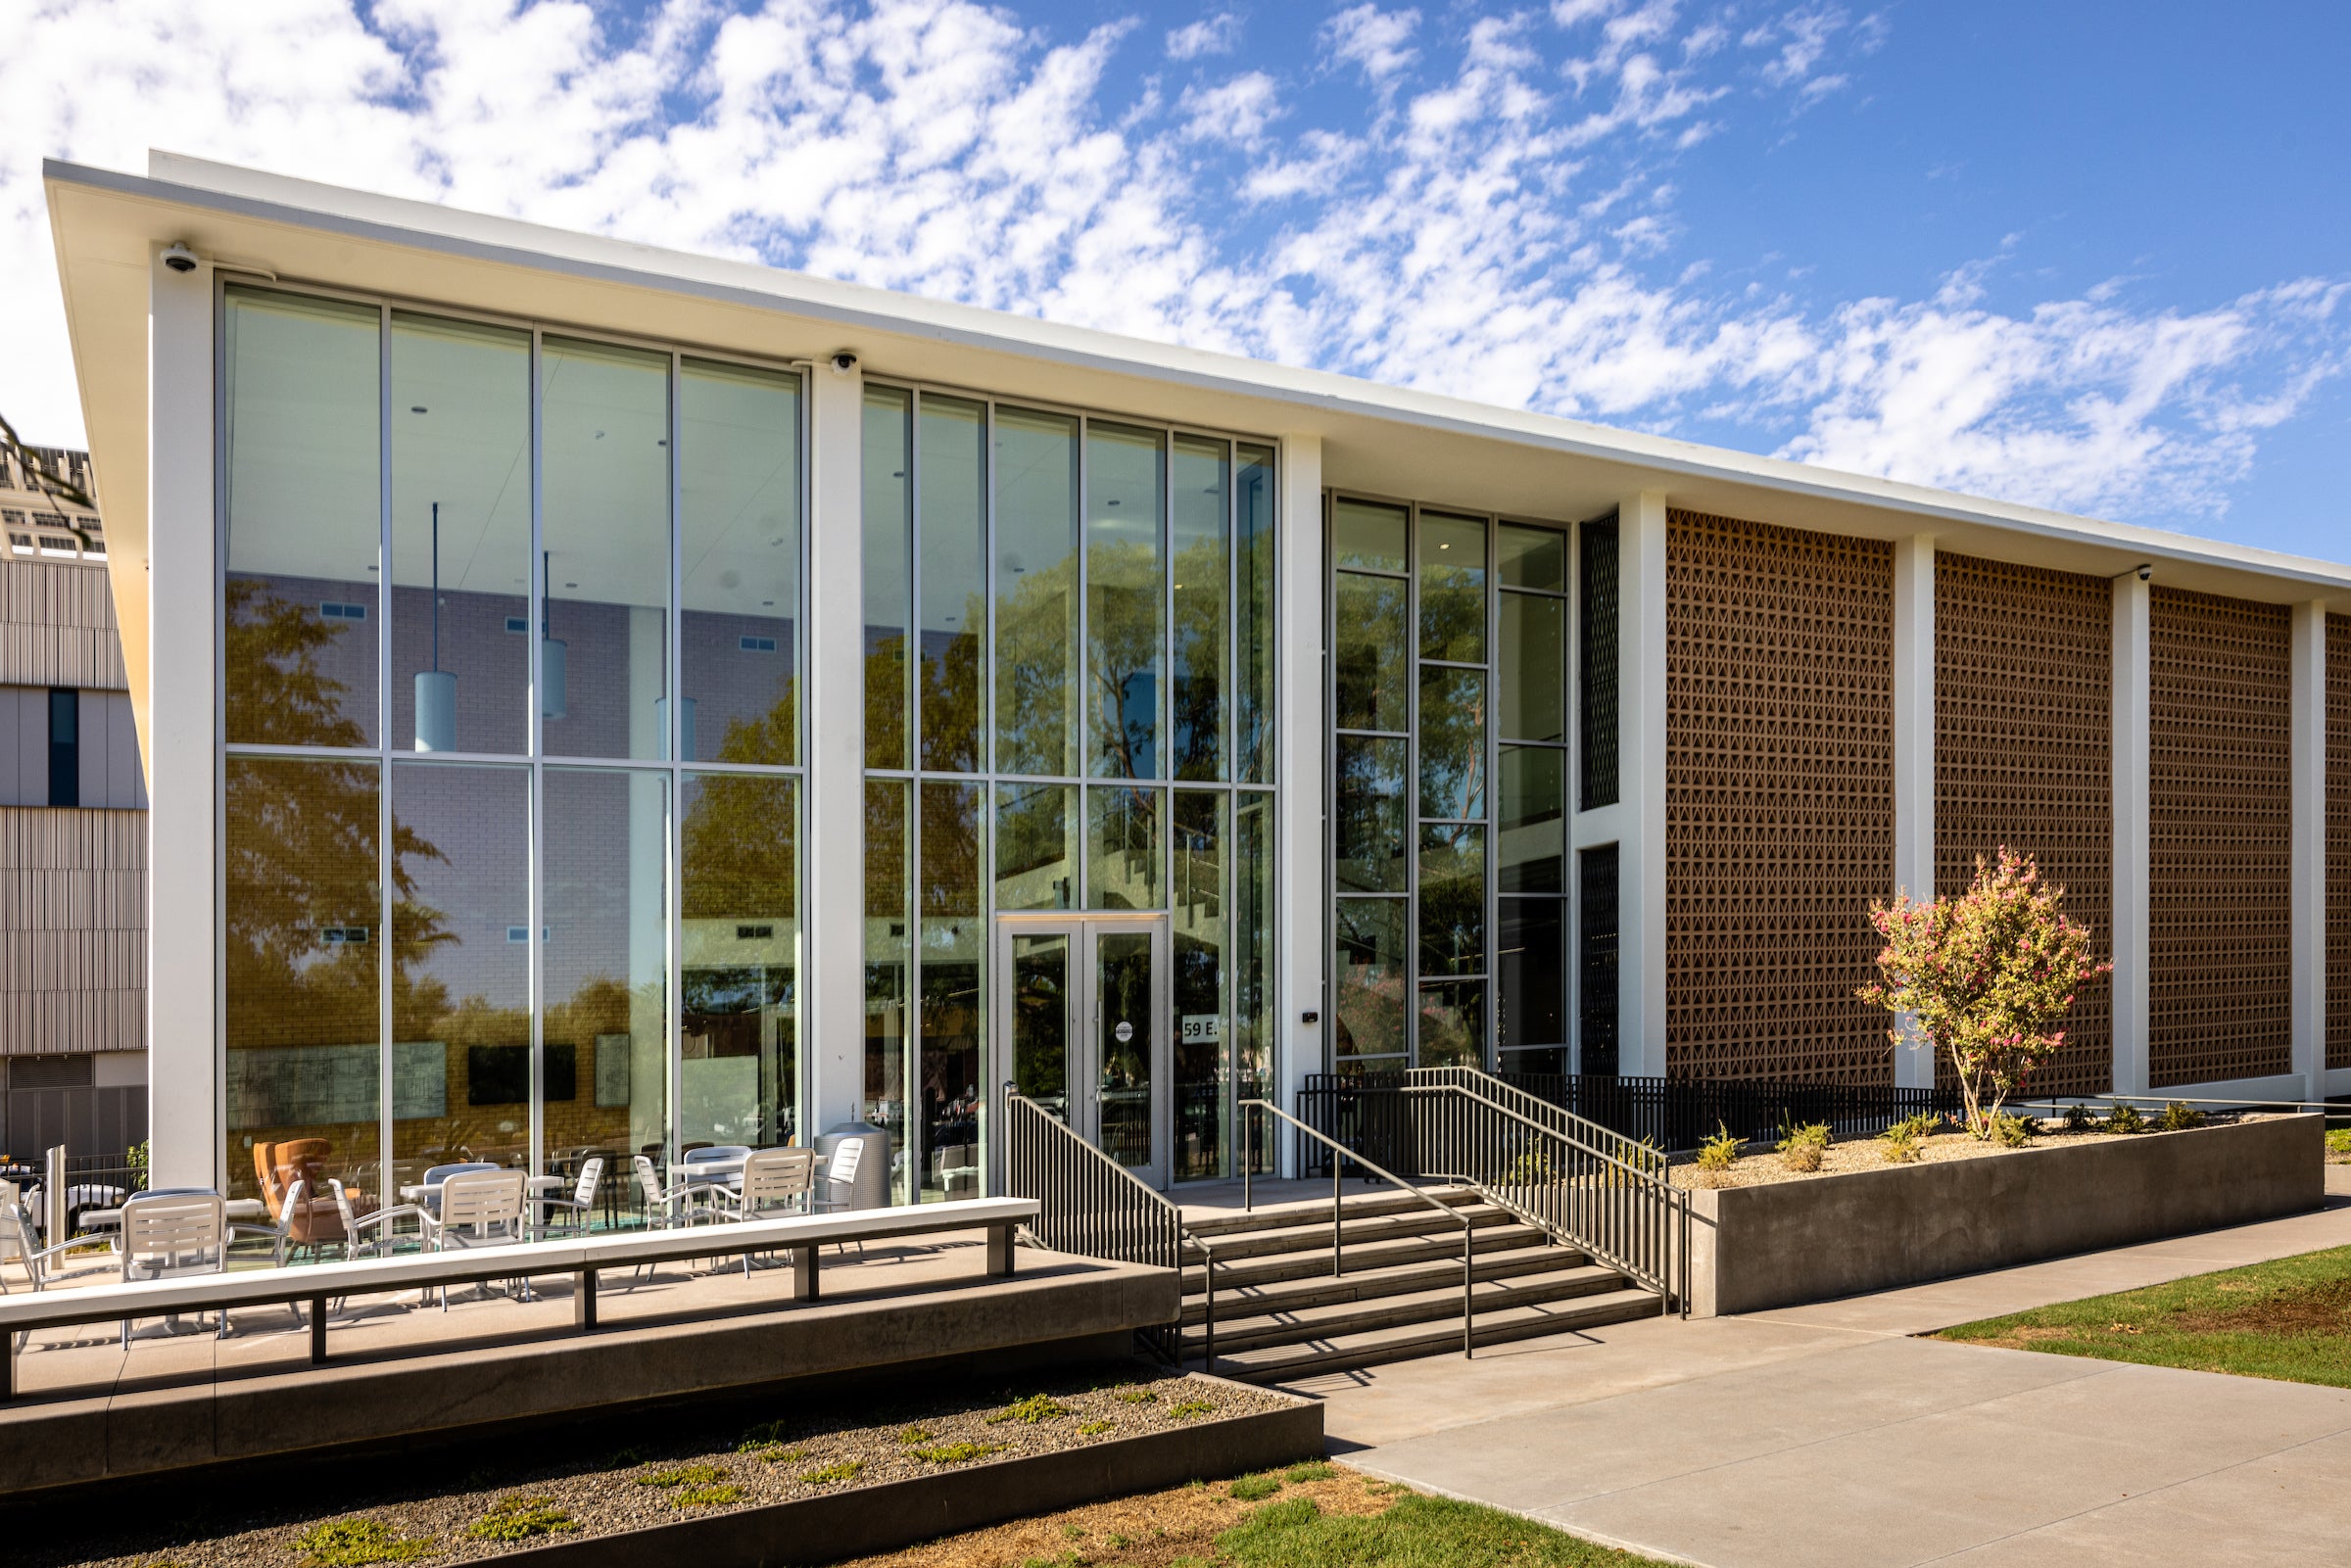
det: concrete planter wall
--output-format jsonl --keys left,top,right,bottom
{"left": 505, "top": 1390, "right": 1323, "bottom": 1568}
{"left": 1683, "top": 1114, "right": 2326, "bottom": 1317}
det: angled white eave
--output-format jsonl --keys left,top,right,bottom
{"left": 42, "top": 150, "right": 2351, "bottom": 745}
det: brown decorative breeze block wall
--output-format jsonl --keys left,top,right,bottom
{"left": 1665, "top": 511, "right": 1894, "bottom": 1083}
{"left": 1934, "top": 554, "right": 2113, "bottom": 1098}
{"left": 2148, "top": 587, "right": 2292, "bottom": 1087}
{"left": 2329, "top": 614, "right": 2351, "bottom": 1071}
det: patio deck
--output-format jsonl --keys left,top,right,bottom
{"left": 0, "top": 1230, "right": 1175, "bottom": 1496}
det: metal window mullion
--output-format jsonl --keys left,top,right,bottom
{"left": 1077, "top": 415, "right": 1089, "bottom": 903}
{"left": 377, "top": 303, "right": 396, "bottom": 1193}
{"left": 796, "top": 367, "right": 812, "bottom": 1142}
{"left": 1406, "top": 503, "right": 1420, "bottom": 1069}
{"left": 528, "top": 328, "right": 547, "bottom": 1178}
{"left": 1320, "top": 490, "right": 1335, "bottom": 1081}
{"left": 1485, "top": 513, "right": 1499, "bottom": 1070}
{"left": 907, "top": 390, "right": 926, "bottom": 1203}
{"left": 212, "top": 273, "right": 231, "bottom": 1190}
{"left": 976, "top": 403, "right": 996, "bottom": 1193}
{"left": 667, "top": 352, "right": 685, "bottom": 1166}
{"left": 1565, "top": 522, "right": 1581, "bottom": 1072}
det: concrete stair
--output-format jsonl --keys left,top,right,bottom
{"left": 1178, "top": 1185, "right": 1662, "bottom": 1383}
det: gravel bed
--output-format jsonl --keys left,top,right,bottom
{"left": 10, "top": 1361, "right": 1288, "bottom": 1568}
{"left": 1668, "top": 1115, "right": 2260, "bottom": 1191}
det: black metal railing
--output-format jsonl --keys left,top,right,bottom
{"left": 1240, "top": 1096, "right": 1477, "bottom": 1358}
{"left": 1403, "top": 1079, "right": 1687, "bottom": 1313}
{"left": 1000, "top": 1087, "right": 1194, "bottom": 1360}
{"left": 1302, "top": 1069, "right": 1959, "bottom": 1158}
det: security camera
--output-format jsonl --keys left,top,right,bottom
{"left": 161, "top": 243, "right": 199, "bottom": 274}
{"left": 2136, "top": 563, "right": 2152, "bottom": 583}
{"left": 830, "top": 350, "right": 859, "bottom": 374}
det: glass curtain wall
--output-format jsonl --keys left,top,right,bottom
{"left": 220, "top": 282, "right": 804, "bottom": 1212}
{"left": 861, "top": 383, "right": 1276, "bottom": 1192}
{"left": 1328, "top": 497, "right": 1570, "bottom": 1074}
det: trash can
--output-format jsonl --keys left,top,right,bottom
{"left": 816, "top": 1119, "right": 890, "bottom": 1212}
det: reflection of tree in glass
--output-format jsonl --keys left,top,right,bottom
{"left": 866, "top": 632, "right": 909, "bottom": 769}
{"left": 994, "top": 559, "right": 1078, "bottom": 777}
{"left": 1088, "top": 540, "right": 1160, "bottom": 779}
{"left": 682, "top": 773, "right": 796, "bottom": 924}
{"left": 1418, "top": 668, "right": 1489, "bottom": 821}
{"left": 225, "top": 578, "right": 365, "bottom": 747}
{"left": 921, "top": 603, "right": 981, "bottom": 773}
{"left": 1171, "top": 537, "right": 1225, "bottom": 782}
{"left": 1333, "top": 573, "right": 1407, "bottom": 730}
{"left": 1335, "top": 737, "right": 1406, "bottom": 892}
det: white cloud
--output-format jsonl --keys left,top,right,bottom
{"left": 1182, "top": 71, "right": 1282, "bottom": 145}
{"left": 1322, "top": 4, "right": 1420, "bottom": 83}
{"left": 1, "top": 0, "right": 2339, "bottom": 532}
{"left": 1165, "top": 12, "right": 1241, "bottom": 60}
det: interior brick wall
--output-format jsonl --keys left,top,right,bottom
{"left": 1933, "top": 553, "right": 2114, "bottom": 1098}
{"left": 1664, "top": 510, "right": 1894, "bottom": 1083}
{"left": 2147, "top": 586, "right": 2292, "bottom": 1087}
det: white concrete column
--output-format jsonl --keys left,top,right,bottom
{"left": 2111, "top": 575, "right": 2152, "bottom": 1096}
{"left": 148, "top": 251, "right": 219, "bottom": 1188}
{"left": 1892, "top": 536, "right": 1938, "bottom": 1089}
{"left": 804, "top": 356, "right": 866, "bottom": 1134}
{"left": 1618, "top": 492, "right": 1669, "bottom": 1079}
{"left": 2290, "top": 601, "right": 2327, "bottom": 1101}
{"left": 1275, "top": 433, "right": 1324, "bottom": 1134}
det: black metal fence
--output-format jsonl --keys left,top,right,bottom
{"left": 1299, "top": 1069, "right": 1960, "bottom": 1164}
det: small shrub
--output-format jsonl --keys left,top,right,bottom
{"left": 636, "top": 1463, "right": 728, "bottom": 1489}
{"left": 896, "top": 1426, "right": 935, "bottom": 1444}
{"left": 744, "top": 1444, "right": 803, "bottom": 1464}
{"left": 1888, "top": 1111, "right": 1941, "bottom": 1141}
{"left": 2326, "top": 1128, "right": 2351, "bottom": 1161}
{"left": 798, "top": 1460, "right": 864, "bottom": 1485}
{"left": 989, "top": 1394, "right": 1072, "bottom": 1424}
{"left": 290, "top": 1519, "right": 434, "bottom": 1568}
{"left": 1078, "top": 1420, "right": 1114, "bottom": 1435}
{"left": 908, "top": 1442, "right": 1005, "bottom": 1464}
{"left": 2103, "top": 1103, "right": 2147, "bottom": 1135}
{"left": 672, "top": 1485, "right": 744, "bottom": 1508}
{"left": 1879, "top": 1123, "right": 1923, "bottom": 1164}
{"left": 1166, "top": 1399, "right": 1217, "bottom": 1419}
{"left": 2157, "top": 1101, "right": 2208, "bottom": 1131}
{"left": 1228, "top": 1474, "right": 1282, "bottom": 1501}
{"left": 1775, "top": 1121, "right": 1831, "bottom": 1172}
{"left": 1695, "top": 1122, "right": 1742, "bottom": 1173}
{"left": 467, "top": 1497, "right": 577, "bottom": 1543}
{"left": 1992, "top": 1112, "right": 2037, "bottom": 1149}
{"left": 1114, "top": 1386, "right": 1158, "bottom": 1404}
{"left": 2061, "top": 1103, "right": 2096, "bottom": 1132}
{"left": 604, "top": 1446, "right": 647, "bottom": 1467}
{"left": 739, "top": 1418, "right": 791, "bottom": 1447}
{"left": 1283, "top": 1460, "right": 1335, "bottom": 1483}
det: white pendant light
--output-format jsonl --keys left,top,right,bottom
{"left": 414, "top": 501, "right": 457, "bottom": 751}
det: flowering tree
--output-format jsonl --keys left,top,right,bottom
{"left": 1860, "top": 849, "right": 2110, "bottom": 1140}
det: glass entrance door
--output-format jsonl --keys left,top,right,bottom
{"left": 994, "top": 916, "right": 1169, "bottom": 1190}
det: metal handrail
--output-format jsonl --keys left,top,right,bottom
{"left": 1402, "top": 1080, "right": 1689, "bottom": 1316}
{"left": 1406, "top": 1066, "right": 1670, "bottom": 1177}
{"left": 1238, "top": 1096, "right": 1476, "bottom": 1359}
{"left": 1001, "top": 1087, "right": 1229, "bottom": 1367}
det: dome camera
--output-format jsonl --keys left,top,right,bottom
{"left": 161, "top": 243, "right": 200, "bottom": 274}
{"left": 830, "top": 350, "right": 859, "bottom": 374}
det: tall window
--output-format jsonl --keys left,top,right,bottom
{"left": 861, "top": 387, "right": 1276, "bottom": 1192}
{"left": 220, "top": 283, "right": 804, "bottom": 1212}
{"left": 1329, "top": 498, "right": 1570, "bottom": 1073}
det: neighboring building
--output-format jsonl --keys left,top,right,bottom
{"left": 38, "top": 153, "right": 2351, "bottom": 1204}
{"left": 0, "top": 441, "right": 148, "bottom": 1159}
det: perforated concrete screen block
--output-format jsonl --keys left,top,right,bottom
{"left": 1934, "top": 552, "right": 2115, "bottom": 1098}
{"left": 1664, "top": 510, "right": 1894, "bottom": 1084}
{"left": 2147, "top": 587, "right": 2294, "bottom": 1087}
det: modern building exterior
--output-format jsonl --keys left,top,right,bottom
{"left": 0, "top": 442, "right": 149, "bottom": 1157}
{"left": 39, "top": 153, "right": 2351, "bottom": 1204}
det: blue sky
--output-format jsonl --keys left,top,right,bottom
{"left": 6, "top": 0, "right": 2346, "bottom": 554}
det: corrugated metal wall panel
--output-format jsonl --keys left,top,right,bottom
{"left": 0, "top": 558, "right": 125, "bottom": 690}
{"left": 0, "top": 806, "right": 147, "bottom": 1055}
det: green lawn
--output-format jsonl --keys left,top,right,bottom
{"left": 1204, "top": 1490, "right": 1667, "bottom": 1568}
{"left": 1938, "top": 1244, "right": 2351, "bottom": 1388}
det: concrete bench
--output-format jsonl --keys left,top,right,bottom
{"left": 0, "top": 1196, "right": 1037, "bottom": 1401}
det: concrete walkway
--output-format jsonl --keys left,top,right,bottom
{"left": 1300, "top": 1166, "right": 2351, "bottom": 1567}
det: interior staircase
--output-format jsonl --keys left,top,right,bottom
{"left": 1179, "top": 1185, "right": 1662, "bottom": 1383}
